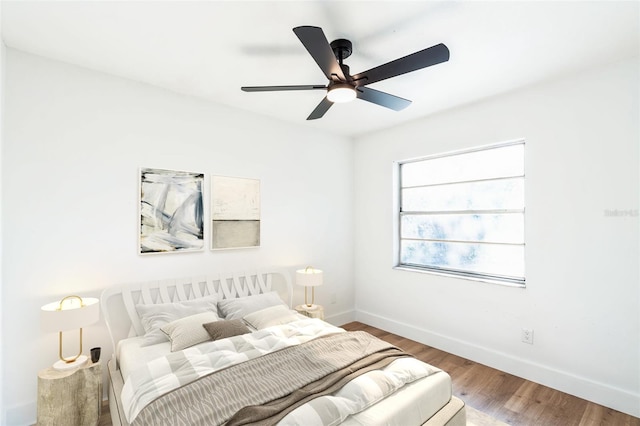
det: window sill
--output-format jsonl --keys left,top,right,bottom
{"left": 393, "top": 266, "right": 526, "bottom": 288}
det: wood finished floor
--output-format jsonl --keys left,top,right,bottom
{"left": 342, "top": 322, "right": 640, "bottom": 426}
{"left": 99, "top": 321, "right": 640, "bottom": 426}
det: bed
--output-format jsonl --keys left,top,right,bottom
{"left": 100, "top": 268, "right": 466, "bottom": 425}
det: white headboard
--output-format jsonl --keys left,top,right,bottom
{"left": 100, "top": 269, "right": 292, "bottom": 355}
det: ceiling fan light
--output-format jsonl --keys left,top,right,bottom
{"left": 327, "top": 84, "right": 356, "bottom": 103}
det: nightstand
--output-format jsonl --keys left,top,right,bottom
{"left": 295, "top": 304, "right": 325, "bottom": 320}
{"left": 37, "top": 361, "right": 102, "bottom": 426}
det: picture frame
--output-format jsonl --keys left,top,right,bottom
{"left": 211, "top": 175, "right": 260, "bottom": 250}
{"left": 139, "top": 167, "right": 204, "bottom": 254}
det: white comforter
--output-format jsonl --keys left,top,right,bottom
{"left": 121, "top": 318, "right": 440, "bottom": 425}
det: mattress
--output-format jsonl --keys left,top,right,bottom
{"left": 117, "top": 336, "right": 170, "bottom": 381}
{"left": 342, "top": 371, "right": 452, "bottom": 426}
{"left": 116, "top": 321, "right": 453, "bottom": 425}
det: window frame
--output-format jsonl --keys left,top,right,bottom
{"left": 394, "top": 140, "right": 526, "bottom": 287}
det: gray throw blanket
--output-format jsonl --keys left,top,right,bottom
{"left": 133, "top": 331, "right": 409, "bottom": 426}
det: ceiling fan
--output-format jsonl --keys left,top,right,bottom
{"left": 241, "top": 26, "right": 450, "bottom": 120}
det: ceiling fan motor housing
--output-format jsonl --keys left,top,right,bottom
{"left": 330, "top": 38, "right": 353, "bottom": 61}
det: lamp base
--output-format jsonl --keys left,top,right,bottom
{"left": 53, "top": 355, "right": 88, "bottom": 371}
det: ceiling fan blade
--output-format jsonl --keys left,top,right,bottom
{"left": 242, "top": 85, "right": 326, "bottom": 92}
{"left": 356, "top": 87, "right": 411, "bottom": 111}
{"left": 307, "top": 97, "right": 334, "bottom": 120}
{"left": 293, "top": 26, "right": 346, "bottom": 82}
{"left": 352, "top": 43, "right": 449, "bottom": 87}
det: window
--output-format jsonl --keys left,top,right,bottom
{"left": 397, "top": 141, "right": 525, "bottom": 286}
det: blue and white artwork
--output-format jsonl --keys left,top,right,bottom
{"left": 139, "top": 168, "right": 204, "bottom": 254}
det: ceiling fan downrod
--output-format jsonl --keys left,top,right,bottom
{"left": 330, "top": 39, "right": 353, "bottom": 80}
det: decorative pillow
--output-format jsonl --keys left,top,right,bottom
{"left": 136, "top": 295, "right": 218, "bottom": 346}
{"left": 243, "top": 305, "right": 300, "bottom": 330}
{"left": 203, "top": 319, "right": 251, "bottom": 341}
{"left": 217, "top": 291, "right": 286, "bottom": 320}
{"left": 161, "top": 312, "right": 220, "bottom": 352}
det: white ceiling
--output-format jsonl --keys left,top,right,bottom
{"left": 2, "top": 1, "right": 639, "bottom": 138}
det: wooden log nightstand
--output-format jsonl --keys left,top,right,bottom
{"left": 295, "top": 304, "right": 325, "bottom": 320}
{"left": 37, "top": 361, "right": 102, "bottom": 425}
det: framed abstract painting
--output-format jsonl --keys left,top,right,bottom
{"left": 139, "top": 168, "right": 204, "bottom": 254}
{"left": 211, "top": 175, "right": 260, "bottom": 250}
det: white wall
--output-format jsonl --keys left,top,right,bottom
{"left": 1, "top": 49, "right": 355, "bottom": 425}
{"left": 0, "top": 1, "right": 5, "bottom": 421}
{"left": 353, "top": 57, "right": 639, "bottom": 417}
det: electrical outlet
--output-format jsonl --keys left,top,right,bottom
{"left": 330, "top": 293, "right": 337, "bottom": 304}
{"left": 521, "top": 328, "right": 534, "bottom": 344}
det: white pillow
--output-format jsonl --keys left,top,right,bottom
{"left": 217, "top": 291, "right": 286, "bottom": 320}
{"left": 161, "top": 312, "right": 220, "bottom": 352}
{"left": 243, "top": 305, "right": 300, "bottom": 330}
{"left": 136, "top": 295, "right": 218, "bottom": 346}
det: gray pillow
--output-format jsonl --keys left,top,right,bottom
{"left": 136, "top": 295, "right": 218, "bottom": 346}
{"left": 217, "top": 291, "right": 286, "bottom": 320}
{"left": 203, "top": 319, "right": 250, "bottom": 340}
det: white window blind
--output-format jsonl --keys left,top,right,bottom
{"left": 398, "top": 141, "right": 525, "bottom": 286}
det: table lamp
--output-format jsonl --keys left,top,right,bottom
{"left": 296, "top": 266, "right": 323, "bottom": 308}
{"left": 41, "top": 295, "right": 100, "bottom": 370}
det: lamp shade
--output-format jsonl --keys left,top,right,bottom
{"left": 41, "top": 296, "right": 100, "bottom": 333}
{"left": 296, "top": 267, "right": 323, "bottom": 287}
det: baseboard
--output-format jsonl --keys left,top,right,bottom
{"left": 356, "top": 309, "right": 640, "bottom": 418}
